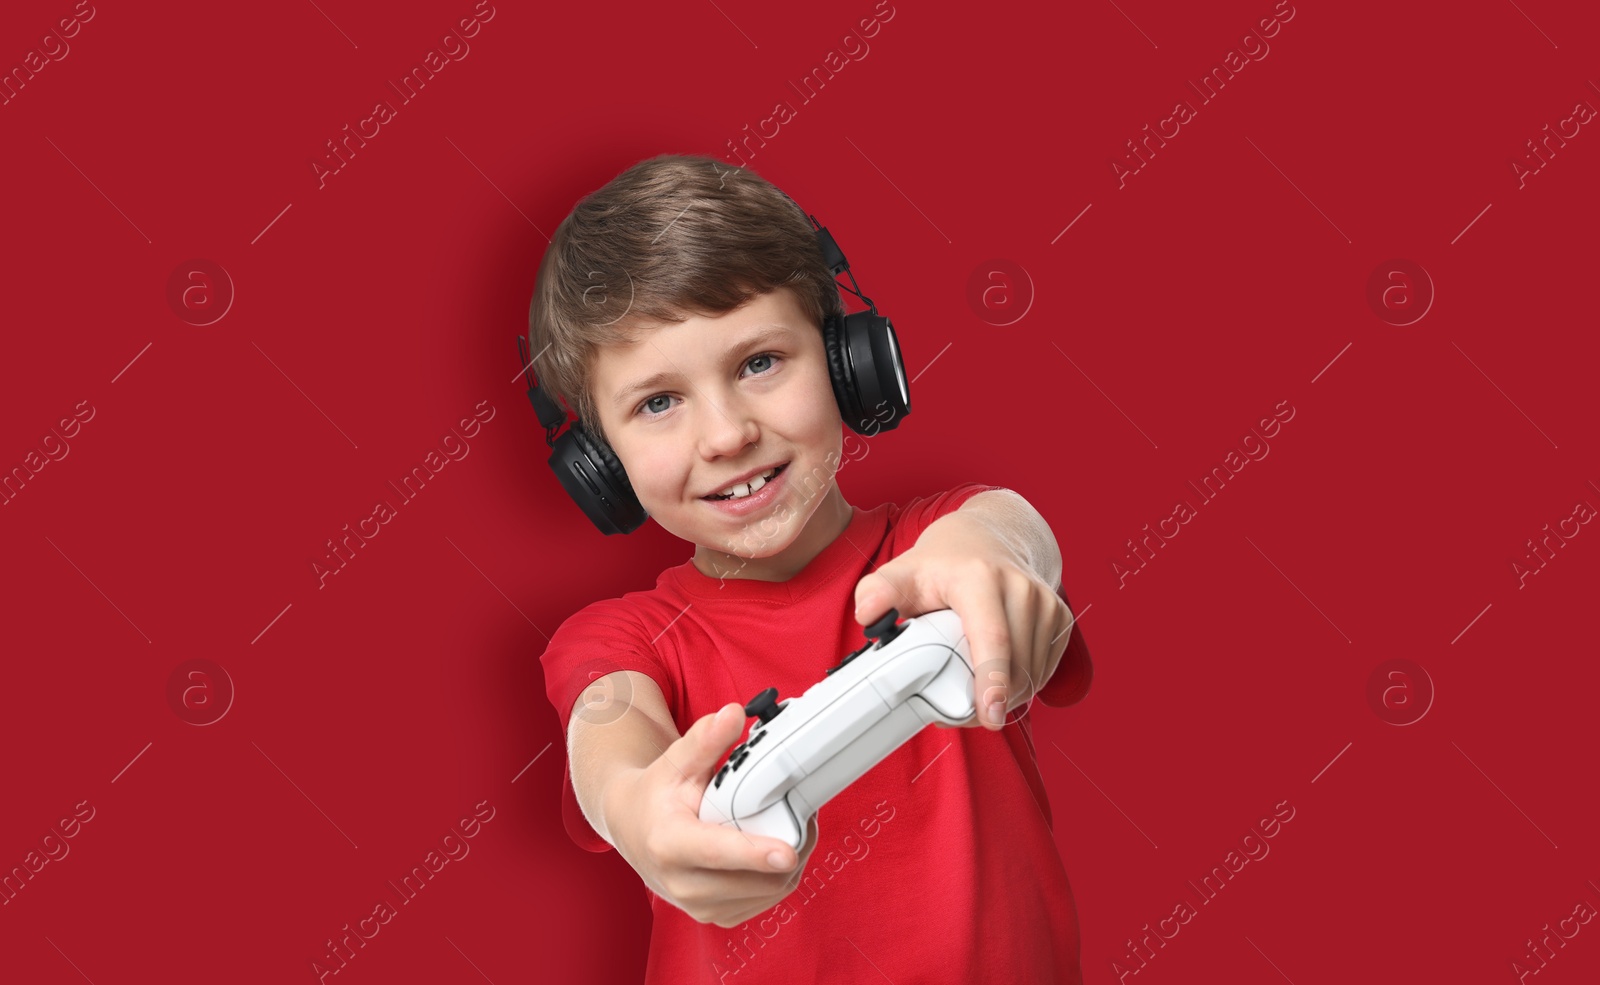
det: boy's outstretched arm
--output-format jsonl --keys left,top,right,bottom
{"left": 567, "top": 671, "right": 680, "bottom": 847}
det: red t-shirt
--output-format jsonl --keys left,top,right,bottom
{"left": 540, "top": 483, "right": 1093, "bottom": 984}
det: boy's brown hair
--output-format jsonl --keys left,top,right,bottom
{"left": 527, "top": 154, "right": 844, "bottom": 445}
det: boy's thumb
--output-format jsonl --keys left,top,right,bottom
{"left": 680, "top": 702, "right": 744, "bottom": 777}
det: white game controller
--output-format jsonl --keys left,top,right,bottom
{"left": 698, "top": 608, "right": 975, "bottom": 852}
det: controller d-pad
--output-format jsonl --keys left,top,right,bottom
{"left": 714, "top": 764, "right": 729, "bottom": 788}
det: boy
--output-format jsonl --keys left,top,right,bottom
{"left": 530, "top": 154, "right": 1093, "bottom": 983}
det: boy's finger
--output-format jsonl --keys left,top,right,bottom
{"left": 966, "top": 595, "right": 1012, "bottom": 730}
{"left": 680, "top": 821, "right": 798, "bottom": 873}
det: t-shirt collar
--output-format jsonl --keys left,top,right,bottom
{"left": 662, "top": 503, "right": 886, "bottom": 603}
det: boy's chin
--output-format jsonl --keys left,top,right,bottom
{"left": 690, "top": 510, "right": 797, "bottom": 554}
{"left": 654, "top": 507, "right": 788, "bottom": 543}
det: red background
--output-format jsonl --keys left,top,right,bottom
{"left": 2, "top": 0, "right": 1598, "bottom": 981}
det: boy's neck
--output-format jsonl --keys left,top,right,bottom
{"left": 691, "top": 485, "right": 854, "bottom": 583}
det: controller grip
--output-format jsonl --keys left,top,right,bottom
{"left": 791, "top": 653, "right": 975, "bottom": 820}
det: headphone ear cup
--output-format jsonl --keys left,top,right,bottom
{"left": 548, "top": 420, "right": 648, "bottom": 535}
{"left": 822, "top": 313, "right": 861, "bottom": 431}
{"left": 828, "top": 310, "right": 912, "bottom": 435}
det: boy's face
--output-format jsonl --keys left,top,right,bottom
{"left": 590, "top": 287, "right": 849, "bottom": 577}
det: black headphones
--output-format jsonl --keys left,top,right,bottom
{"left": 516, "top": 195, "right": 911, "bottom": 535}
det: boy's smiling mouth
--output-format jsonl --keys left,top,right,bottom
{"left": 702, "top": 462, "right": 789, "bottom": 502}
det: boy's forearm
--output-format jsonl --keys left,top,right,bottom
{"left": 950, "top": 489, "right": 1063, "bottom": 590}
{"left": 568, "top": 706, "right": 678, "bottom": 846}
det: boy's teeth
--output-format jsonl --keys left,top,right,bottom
{"left": 712, "top": 466, "right": 780, "bottom": 500}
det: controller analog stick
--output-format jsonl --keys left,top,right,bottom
{"left": 866, "top": 608, "right": 905, "bottom": 646}
{"left": 744, "top": 687, "right": 783, "bottom": 725}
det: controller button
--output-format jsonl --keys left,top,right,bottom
{"left": 714, "top": 765, "right": 729, "bottom": 788}
{"left": 748, "top": 731, "right": 766, "bottom": 747}
{"left": 826, "top": 641, "right": 875, "bottom": 676}
{"left": 744, "top": 687, "right": 783, "bottom": 725}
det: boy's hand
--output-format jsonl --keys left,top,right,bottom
{"left": 602, "top": 703, "right": 820, "bottom": 929}
{"left": 853, "top": 512, "right": 1074, "bottom": 730}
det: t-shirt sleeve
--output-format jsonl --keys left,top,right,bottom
{"left": 889, "top": 482, "right": 1008, "bottom": 550}
{"left": 1035, "top": 585, "right": 1093, "bottom": 708}
{"left": 539, "top": 599, "right": 676, "bottom": 854}
{"left": 891, "top": 483, "right": 1092, "bottom": 709}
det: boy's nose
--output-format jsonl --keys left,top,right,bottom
{"left": 696, "top": 396, "right": 762, "bottom": 458}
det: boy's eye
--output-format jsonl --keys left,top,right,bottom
{"left": 634, "top": 353, "right": 782, "bottom": 418}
